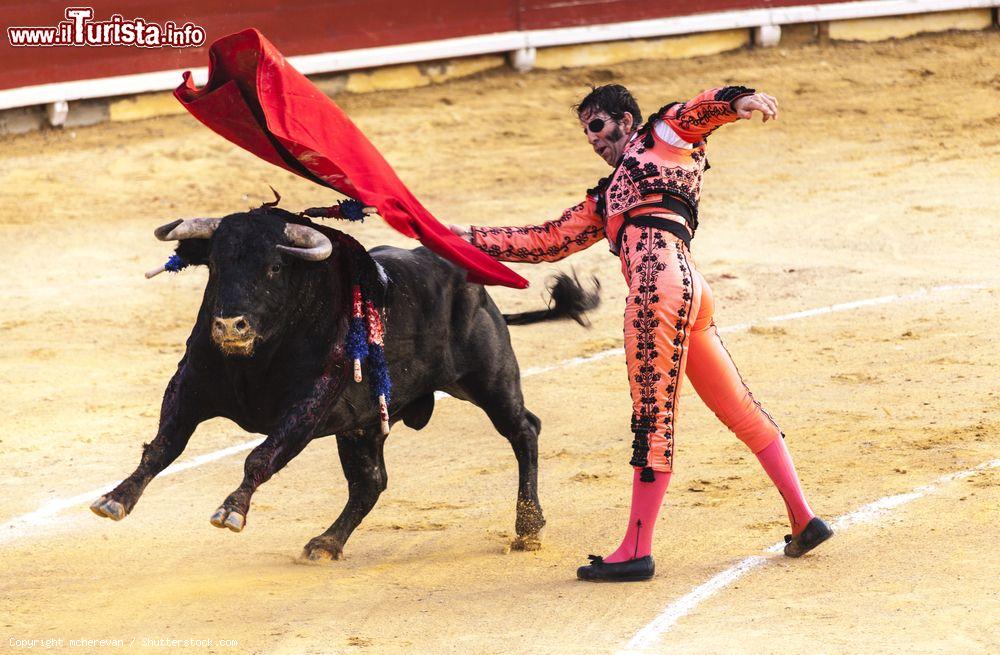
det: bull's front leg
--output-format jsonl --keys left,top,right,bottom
{"left": 91, "top": 361, "right": 203, "bottom": 520}
{"left": 210, "top": 374, "right": 341, "bottom": 533}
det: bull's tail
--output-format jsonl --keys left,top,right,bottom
{"left": 503, "top": 271, "right": 601, "bottom": 326}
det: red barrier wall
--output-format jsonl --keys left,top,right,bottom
{"left": 1, "top": 0, "right": 841, "bottom": 93}
{"left": 518, "top": 0, "right": 837, "bottom": 29}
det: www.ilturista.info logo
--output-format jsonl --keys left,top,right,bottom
{"left": 7, "top": 7, "right": 206, "bottom": 48}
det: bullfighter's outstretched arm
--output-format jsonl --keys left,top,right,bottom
{"left": 659, "top": 86, "right": 769, "bottom": 143}
{"left": 467, "top": 197, "right": 605, "bottom": 263}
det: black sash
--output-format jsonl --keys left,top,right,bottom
{"left": 614, "top": 195, "right": 693, "bottom": 250}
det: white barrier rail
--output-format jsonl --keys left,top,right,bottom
{"left": 1, "top": 0, "right": 996, "bottom": 111}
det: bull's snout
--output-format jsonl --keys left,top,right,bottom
{"left": 213, "top": 316, "right": 251, "bottom": 339}
{"left": 211, "top": 315, "right": 257, "bottom": 355}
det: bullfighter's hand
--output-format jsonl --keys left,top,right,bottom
{"left": 734, "top": 93, "right": 778, "bottom": 122}
{"left": 449, "top": 224, "right": 473, "bottom": 243}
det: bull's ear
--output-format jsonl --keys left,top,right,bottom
{"left": 175, "top": 238, "right": 211, "bottom": 266}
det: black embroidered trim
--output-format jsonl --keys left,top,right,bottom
{"left": 600, "top": 100, "right": 708, "bottom": 233}
{"left": 647, "top": 102, "right": 681, "bottom": 136}
{"left": 628, "top": 227, "right": 668, "bottom": 468}
{"left": 631, "top": 102, "right": 682, "bottom": 156}
{"left": 714, "top": 85, "right": 756, "bottom": 108}
{"left": 614, "top": 153, "right": 704, "bottom": 233}
{"left": 629, "top": 413, "right": 653, "bottom": 468}
{"left": 669, "top": 89, "right": 749, "bottom": 141}
{"left": 663, "top": 245, "right": 696, "bottom": 470}
{"left": 626, "top": 229, "right": 695, "bottom": 471}
{"left": 673, "top": 104, "right": 730, "bottom": 137}
{"left": 470, "top": 203, "right": 601, "bottom": 263}
{"left": 588, "top": 176, "right": 611, "bottom": 219}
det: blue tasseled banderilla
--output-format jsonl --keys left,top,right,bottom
{"left": 346, "top": 314, "right": 369, "bottom": 383}
{"left": 302, "top": 199, "right": 372, "bottom": 222}
{"left": 332, "top": 236, "right": 392, "bottom": 435}
{"left": 348, "top": 285, "right": 368, "bottom": 382}
{"left": 145, "top": 253, "right": 189, "bottom": 279}
{"left": 337, "top": 199, "right": 369, "bottom": 221}
{"left": 164, "top": 254, "right": 187, "bottom": 272}
{"left": 367, "top": 342, "right": 391, "bottom": 407}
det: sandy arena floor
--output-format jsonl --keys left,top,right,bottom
{"left": 1, "top": 29, "right": 998, "bottom": 655}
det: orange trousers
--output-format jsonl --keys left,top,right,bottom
{"left": 620, "top": 224, "right": 781, "bottom": 473}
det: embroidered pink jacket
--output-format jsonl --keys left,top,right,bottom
{"left": 470, "top": 86, "right": 754, "bottom": 262}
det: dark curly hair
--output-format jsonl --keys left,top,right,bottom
{"left": 573, "top": 84, "right": 642, "bottom": 126}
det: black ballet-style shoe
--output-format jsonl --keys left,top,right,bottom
{"left": 576, "top": 554, "right": 655, "bottom": 582}
{"left": 784, "top": 516, "right": 834, "bottom": 557}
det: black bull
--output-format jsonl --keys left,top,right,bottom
{"left": 91, "top": 206, "right": 599, "bottom": 559}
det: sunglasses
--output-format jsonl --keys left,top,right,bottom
{"left": 585, "top": 118, "right": 607, "bottom": 134}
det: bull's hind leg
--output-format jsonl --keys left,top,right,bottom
{"left": 456, "top": 373, "right": 546, "bottom": 551}
{"left": 303, "top": 428, "right": 388, "bottom": 561}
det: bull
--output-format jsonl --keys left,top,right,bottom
{"left": 90, "top": 203, "right": 598, "bottom": 559}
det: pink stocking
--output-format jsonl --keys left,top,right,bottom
{"left": 604, "top": 469, "right": 672, "bottom": 563}
{"left": 755, "top": 437, "right": 815, "bottom": 536}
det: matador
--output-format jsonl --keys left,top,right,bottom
{"left": 451, "top": 84, "right": 833, "bottom": 582}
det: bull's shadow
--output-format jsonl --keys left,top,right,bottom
{"left": 91, "top": 203, "right": 599, "bottom": 559}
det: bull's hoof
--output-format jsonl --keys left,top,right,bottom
{"left": 210, "top": 507, "right": 245, "bottom": 532}
{"left": 302, "top": 537, "right": 344, "bottom": 561}
{"left": 90, "top": 496, "right": 126, "bottom": 521}
{"left": 509, "top": 533, "right": 543, "bottom": 552}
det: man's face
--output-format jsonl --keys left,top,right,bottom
{"left": 579, "top": 109, "right": 633, "bottom": 166}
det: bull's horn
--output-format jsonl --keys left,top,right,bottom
{"left": 277, "top": 224, "right": 333, "bottom": 261}
{"left": 154, "top": 217, "right": 222, "bottom": 241}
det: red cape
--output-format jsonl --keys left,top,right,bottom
{"left": 174, "top": 28, "right": 527, "bottom": 289}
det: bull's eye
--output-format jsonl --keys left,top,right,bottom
{"left": 269, "top": 263, "right": 282, "bottom": 275}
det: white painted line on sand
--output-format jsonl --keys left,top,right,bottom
{"left": 618, "top": 458, "right": 1000, "bottom": 655}
{"left": 0, "top": 282, "right": 990, "bottom": 546}
{"left": 523, "top": 282, "right": 990, "bottom": 377}
{"left": 728, "top": 282, "right": 989, "bottom": 331}
{"left": 0, "top": 439, "right": 263, "bottom": 546}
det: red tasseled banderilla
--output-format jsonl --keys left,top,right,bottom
{"left": 350, "top": 285, "right": 365, "bottom": 382}
{"left": 364, "top": 299, "right": 391, "bottom": 436}
{"left": 365, "top": 301, "right": 385, "bottom": 346}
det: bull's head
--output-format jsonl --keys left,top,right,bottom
{"left": 154, "top": 208, "right": 335, "bottom": 357}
